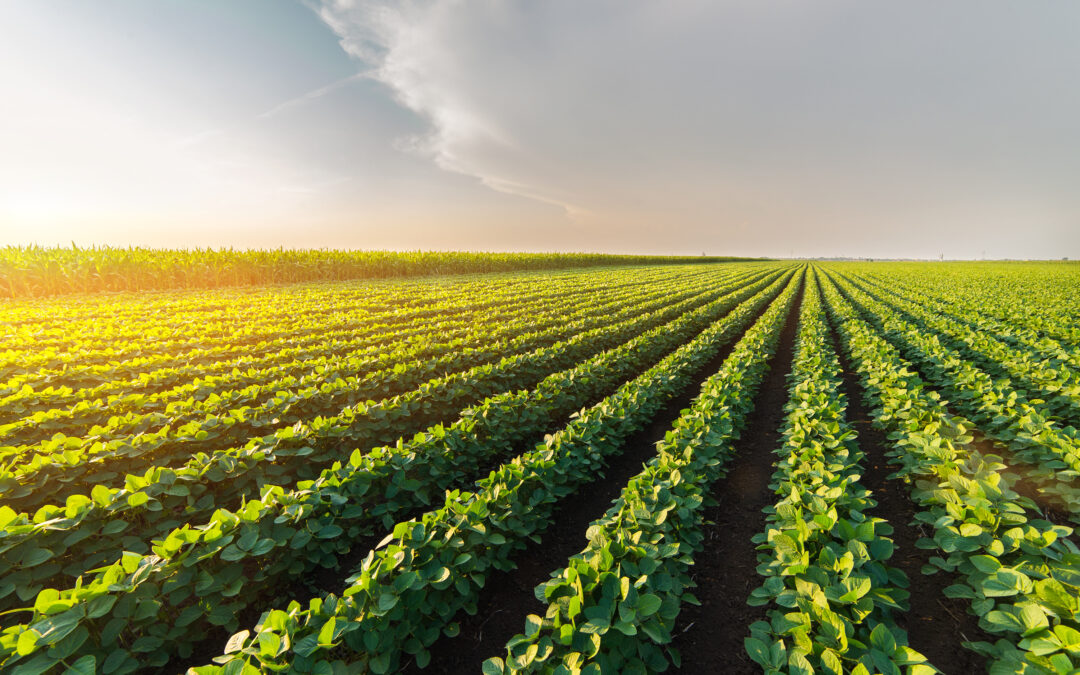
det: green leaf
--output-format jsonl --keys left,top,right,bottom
{"left": 220, "top": 544, "right": 246, "bottom": 562}
{"left": 250, "top": 538, "right": 276, "bottom": 556}
{"left": 224, "top": 630, "right": 249, "bottom": 654}
{"left": 525, "top": 614, "right": 543, "bottom": 638}
{"left": 293, "top": 635, "right": 319, "bottom": 657}
{"left": 62, "top": 655, "right": 96, "bottom": 675}
{"left": 101, "top": 520, "right": 129, "bottom": 535}
{"left": 820, "top": 649, "right": 843, "bottom": 675}
{"left": 481, "top": 658, "right": 505, "bottom": 675}
{"left": 869, "top": 624, "right": 897, "bottom": 653}
{"left": 258, "top": 631, "right": 282, "bottom": 657}
{"left": 16, "top": 629, "right": 39, "bottom": 656}
{"left": 788, "top": 651, "right": 813, "bottom": 675}
{"left": 318, "top": 618, "right": 337, "bottom": 645}
{"left": 637, "top": 593, "right": 662, "bottom": 616}
{"left": 835, "top": 576, "right": 871, "bottom": 603}
{"left": 0, "top": 505, "right": 16, "bottom": 528}
{"left": 981, "top": 569, "right": 1032, "bottom": 598}
{"left": 984, "top": 609, "right": 1024, "bottom": 634}
{"left": 1055, "top": 624, "right": 1080, "bottom": 646}
{"left": 10, "top": 653, "right": 62, "bottom": 675}
{"left": 970, "top": 555, "right": 1002, "bottom": 574}
{"left": 102, "top": 648, "right": 130, "bottom": 674}
{"left": 414, "top": 650, "right": 431, "bottom": 669}
{"left": 1018, "top": 604, "right": 1049, "bottom": 636}
{"left": 370, "top": 653, "right": 391, "bottom": 675}
{"left": 91, "top": 485, "right": 112, "bottom": 507}
{"left": 316, "top": 524, "right": 343, "bottom": 539}
{"left": 120, "top": 551, "right": 141, "bottom": 574}
{"left": 745, "top": 637, "right": 771, "bottom": 666}
{"left": 21, "top": 548, "right": 54, "bottom": 568}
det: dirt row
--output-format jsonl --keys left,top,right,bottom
{"left": 665, "top": 269, "right": 805, "bottom": 672}
{"left": 408, "top": 275, "right": 800, "bottom": 673}
{"left": 164, "top": 272, "right": 788, "bottom": 673}
{"left": 186, "top": 264, "right": 1029, "bottom": 673}
{"left": 410, "top": 268, "right": 999, "bottom": 674}
{"left": 819, "top": 272, "right": 990, "bottom": 672}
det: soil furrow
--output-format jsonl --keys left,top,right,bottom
{"left": 165, "top": 278, "right": 787, "bottom": 674}
{"left": 827, "top": 272, "right": 1080, "bottom": 533}
{"left": 820, "top": 286, "right": 991, "bottom": 673}
{"left": 669, "top": 275, "right": 804, "bottom": 673}
{"left": 407, "top": 277, "right": 796, "bottom": 674}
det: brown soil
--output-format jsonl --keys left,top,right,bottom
{"left": 668, "top": 276, "right": 804, "bottom": 673}
{"left": 166, "top": 281, "right": 778, "bottom": 674}
{"left": 406, "top": 279, "right": 792, "bottom": 675}
{"left": 824, "top": 305, "right": 992, "bottom": 673}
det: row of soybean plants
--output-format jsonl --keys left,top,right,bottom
{"left": 852, "top": 269, "right": 1080, "bottom": 376}
{"left": 168, "top": 271, "right": 804, "bottom": 675}
{"left": 0, "top": 265, "right": 698, "bottom": 392}
{"left": 0, "top": 267, "right": 789, "bottom": 612}
{"left": 844, "top": 270, "right": 1080, "bottom": 481}
{"left": 1, "top": 287, "right": 603, "bottom": 442}
{"left": 0, "top": 267, "right": 655, "bottom": 417}
{"left": 479, "top": 268, "right": 802, "bottom": 674}
{"left": 0, "top": 270, "right": 797, "bottom": 673}
{"left": 855, "top": 262, "right": 1080, "bottom": 351}
{"left": 845, "top": 271, "right": 1080, "bottom": 424}
{"left": 0, "top": 263, "right": 582, "bottom": 352}
{"left": 2, "top": 266, "right": 765, "bottom": 510}
{"left": 745, "top": 271, "right": 933, "bottom": 675}
{"left": 0, "top": 265, "right": 718, "bottom": 452}
{"left": 0, "top": 265, "right": 704, "bottom": 415}
{"left": 825, "top": 271, "right": 1080, "bottom": 519}
{"left": 8, "top": 270, "right": 773, "bottom": 522}
{"left": 820, "top": 273, "right": 1080, "bottom": 674}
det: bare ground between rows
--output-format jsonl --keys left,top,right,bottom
{"left": 164, "top": 370, "right": 636, "bottom": 673}
{"left": 404, "top": 281, "right": 791, "bottom": 675}
{"left": 850, "top": 275, "right": 1080, "bottom": 524}
{"left": 168, "top": 279, "right": 787, "bottom": 674}
{"left": 831, "top": 274, "right": 1080, "bottom": 535}
{"left": 821, "top": 298, "right": 992, "bottom": 674}
{"left": 38, "top": 278, "right": 745, "bottom": 512}
{"left": 840, "top": 273, "right": 1080, "bottom": 433}
{"left": 668, "top": 274, "right": 803, "bottom": 674}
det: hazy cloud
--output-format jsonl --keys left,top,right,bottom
{"left": 3, "top": 1, "right": 1078, "bottom": 256}
{"left": 310, "top": 0, "right": 1080, "bottom": 257}
{"left": 256, "top": 72, "right": 371, "bottom": 120}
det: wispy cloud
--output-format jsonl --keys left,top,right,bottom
{"left": 256, "top": 71, "right": 372, "bottom": 120}
{"left": 304, "top": 0, "right": 586, "bottom": 216}
{"left": 172, "top": 71, "right": 370, "bottom": 152}
{"left": 307, "top": 0, "right": 1080, "bottom": 257}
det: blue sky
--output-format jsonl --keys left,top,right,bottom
{"left": 2, "top": 1, "right": 1079, "bottom": 258}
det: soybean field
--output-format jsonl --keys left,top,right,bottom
{"left": 1, "top": 260, "right": 1078, "bottom": 675}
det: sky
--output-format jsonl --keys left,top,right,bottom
{"left": 1, "top": 1, "right": 1079, "bottom": 259}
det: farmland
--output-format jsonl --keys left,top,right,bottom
{"left": 0, "top": 259, "right": 1078, "bottom": 675}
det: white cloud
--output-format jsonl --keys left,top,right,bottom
{"left": 308, "top": 0, "right": 1080, "bottom": 257}
{"left": 3, "top": 1, "right": 1077, "bottom": 256}
{"left": 256, "top": 72, "right": 372, "bottom": 120}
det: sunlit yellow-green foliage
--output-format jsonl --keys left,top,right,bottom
{"left": 0, "top": 245, "right": 758, "bottom": 297}
{"left": 2, "top": 260, "right": 1079, "bottom": 674}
